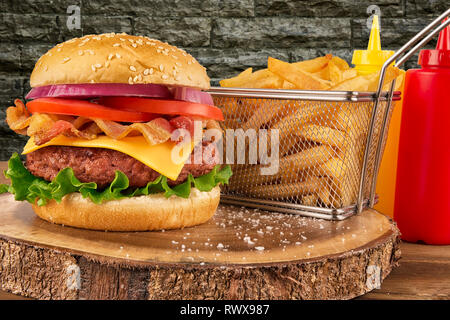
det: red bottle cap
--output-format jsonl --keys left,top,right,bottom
{"left": 419, "top": 18, "right": 450, "bottom": 67}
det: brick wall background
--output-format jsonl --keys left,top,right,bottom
{"left": 0, "top": 0, "right": 448, "bottom": 159}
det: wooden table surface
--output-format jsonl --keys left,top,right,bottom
{"left": 0, "top": 241, "right": 449, "bottom": 300}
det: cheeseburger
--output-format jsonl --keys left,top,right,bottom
{"left": 1, "top": 33, "right": 231, "bottom": 231}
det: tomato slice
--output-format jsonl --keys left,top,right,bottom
{"left": 27, "top": 98, "right": 157, "bottom": 122}
{"left": 98, "top": 97, "right": 224, "bottom": 121}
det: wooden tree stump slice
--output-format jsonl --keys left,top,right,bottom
{"left": 0, "top": 194, "right": 400, "bottom": 300}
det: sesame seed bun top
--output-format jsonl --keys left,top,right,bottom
{"left": 30, "top": 33, "right": 210, "bottom": 90}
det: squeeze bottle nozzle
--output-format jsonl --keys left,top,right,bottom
{"left": 352, "top": 15, "right": 395, "bottom": 75}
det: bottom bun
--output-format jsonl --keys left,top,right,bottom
{"left": 32, "top": 187, "right": 220, "bottom": 231}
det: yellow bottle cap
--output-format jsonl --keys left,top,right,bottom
{"left": 352, "top": 15, "right": 395, "bottom": 75}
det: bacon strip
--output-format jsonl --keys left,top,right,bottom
{"left": 5, "top": 99, "right": 180, "bottom": 146}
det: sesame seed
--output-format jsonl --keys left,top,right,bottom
{"left": 172, "top": 55, "right": 178, "bottom": 59}
{"left": 62, "top": 57, "right": 70, "bottom": 63}
{"left": 175, "top": 62, "right": 182, "bottom": 67}
{"left": 137, "top": 74, "right": 143, "bottom": 81}
{"left": 143, "top": 68, "right": 149, "bottom": 76}
{"left": 108, "top": 53, "right": 114, "bottom": 60}
{"left": 188, "top": 61, "right": 192, "bottom": 65}
{"left": 105, "top": 61, "right": 110, "bottom": 67}
{"left": 129, "top": 65, "right": 136, "bottom": 72}
{"left": 113, "top": 43, "right": 121, "bottom": 47}
{"left": 90, "top": 79, "right": 95, "bottom": 83}
{"left": 116, "top": 53, "right": 121, "bottom": 59}
{"left": 57, "top": 48, "right": 61, "bottom": 52}
{"left": 158, "top": 46, "right": 163, "bottom": 50}
{"left": 161, "top": 74, "right": 169, "bottom": 79}
{"left": 149, "top": 68, "right": 154, "bottom": 74}
{"left": 157, "top": 49, "right": 161, "bottom": 53}
{"left": 173, "top": 70, "right": 177, "bottom": 77}
{"left": 95, "top": 63, "right": 102, "bottom": 68}
{"left": 91, "top": 65, "right": 96, "bottom": 72}
{"left": 44, "top": 65, "right": 48, "bottom": 71}
{"left": 133, "top": 75, "right": 139, "bottom": 82}
{"left": 131, "top": 43, "right": 137, "bottom": 48}
{"left": 128, "top": 76, "right": 133, "bottom": 84}
{"left": 78, "top": 50, "right": 84, "bottom": 56}
{"left": 120, "top": 38, "right": 126, "bottom": 41}
{"left": 128, "top": 39, "right": 134, "bottom": 43}
{"left": 78, "top": 43, "right": 85, "bottom": 47}
{"left": 159, "top": 64, "right": 164, "bottom": 72}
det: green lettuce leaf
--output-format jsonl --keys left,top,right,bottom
{"left": 0, "top": 153, "right": 232, "bottom": 206}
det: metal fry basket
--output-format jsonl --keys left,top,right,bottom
{"left": 209, "top": 9, "right": 450, "bottom": 220}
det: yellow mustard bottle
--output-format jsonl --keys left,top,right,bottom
{"left": 351, "top": 15, "right": 404, "bottom": 217}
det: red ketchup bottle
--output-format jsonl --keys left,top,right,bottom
{"left": 394, "top": 21, "right": 450, "bottom": 244}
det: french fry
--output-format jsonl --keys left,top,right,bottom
{"left": 219, "top": 97, "right": 260, "bottom": 121}
{"left": 342, "top": 68, "right": 358, "bottom": 81}
{"left": 268, "top": 57, "right": 331, "bottom": 90}
{"left": 242, "top": 99, "right": 293, "bottom": 131}
{"left": 246, "top": 177, "right": 326, "bottom": 199}
{"left": 330, "top": 56, "right": 350, "bottom": 71}
{"left": 317, "top": 126, "right": 366, "bottom": 207}
{"left": 332, "top": 65, "right": 401, "bottom": 91}
{"left": 302, "top": 194, "right": 318, "bottom": 206}
{"left": 296, "top": 124, "right": 346, "bottom": 148}
{"left": 291, "top": 54, "right": 332, "bottom": 73}
{"left": 227, "top": 145, "right": 333, "bottom": 189}
{"left": 331, "top": 73, "right": 373, "bottom": 91}
{"left": 282, "top": 145, "right": 335, "bottom": 171}
{"left": 282, "top": 80, "right": 296, "bottom": 89}
{"left": 219, "top": 67, "right": 252, "bottom": 87}
{"left": 367, "top": 65, "right": 401, "bottom": 91}
{"left": 271, "top": 102, "right": 336, "bottom": 141}
{"left": 328, "top": 60, "right": 343, "bottom": 85}
{"left": 312, "top": 65, "right": 331, "bottom": 81}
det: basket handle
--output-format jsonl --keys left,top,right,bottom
{"left": 375, "top": 8, "right": 450, "bottom": 96}
{"left": 358, "top": 8, "right": 450, "bottom": 213}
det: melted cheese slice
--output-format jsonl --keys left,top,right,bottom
{"left": 22, "top": 135, "right": 194, "bottom": 181}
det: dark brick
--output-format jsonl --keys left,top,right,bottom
{"left": 3, "top": 0, "right": 80, "bottom": 14}
{"left": 255, "top": 0, "right": 403, "bottom": 17}
{"left": 212, "top": 18, "right": 351, "bottom": 49}
{"left": 57, "top": 15, "right": 133, "bottom": 41}
{"left": 0, "top": 13, "right": 60, "bottom": 43}
{"left": 352, "top": 18, "right": 436, "bottom": 50}
{"left": 0, "top": 133, "right": 28, "bottom": 161}
{"left": 405, "top": 0, "right": 449, "bottom": 17}
{"left": 83, "top": 0, "right": 215, "bottom": 17}
{"left": 135, "top": 17, "right": 211, "bottom": 47}
{"left": 217, "top": 0, "right": 255, "bottom": 17}
{"left": 0, "top": 44, "right": 21, "bottom": 72}
{"left": 0, "top": 76, "right": 24, "bottom": 99}
{"left": 21, "top": 44, "right": 55, "bottom": 73}
{"left": 185, "top": 47, "right": 290, "bottom": 82}
{"left": 290, "top": 48, "right": 353, "bottom": 66}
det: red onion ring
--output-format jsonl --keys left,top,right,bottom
{"left": 173, "top": 87, "right": 214, "bottom": 106}
{"left": 25, "top": 83, "right": 172, "bottom": 100}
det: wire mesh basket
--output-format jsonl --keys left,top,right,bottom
{"left": 209, "top": 10, "right": 450, "bottom": 220}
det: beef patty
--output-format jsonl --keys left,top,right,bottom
{"left": 26, "top": 143, "right": 219, "bottom": 189}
